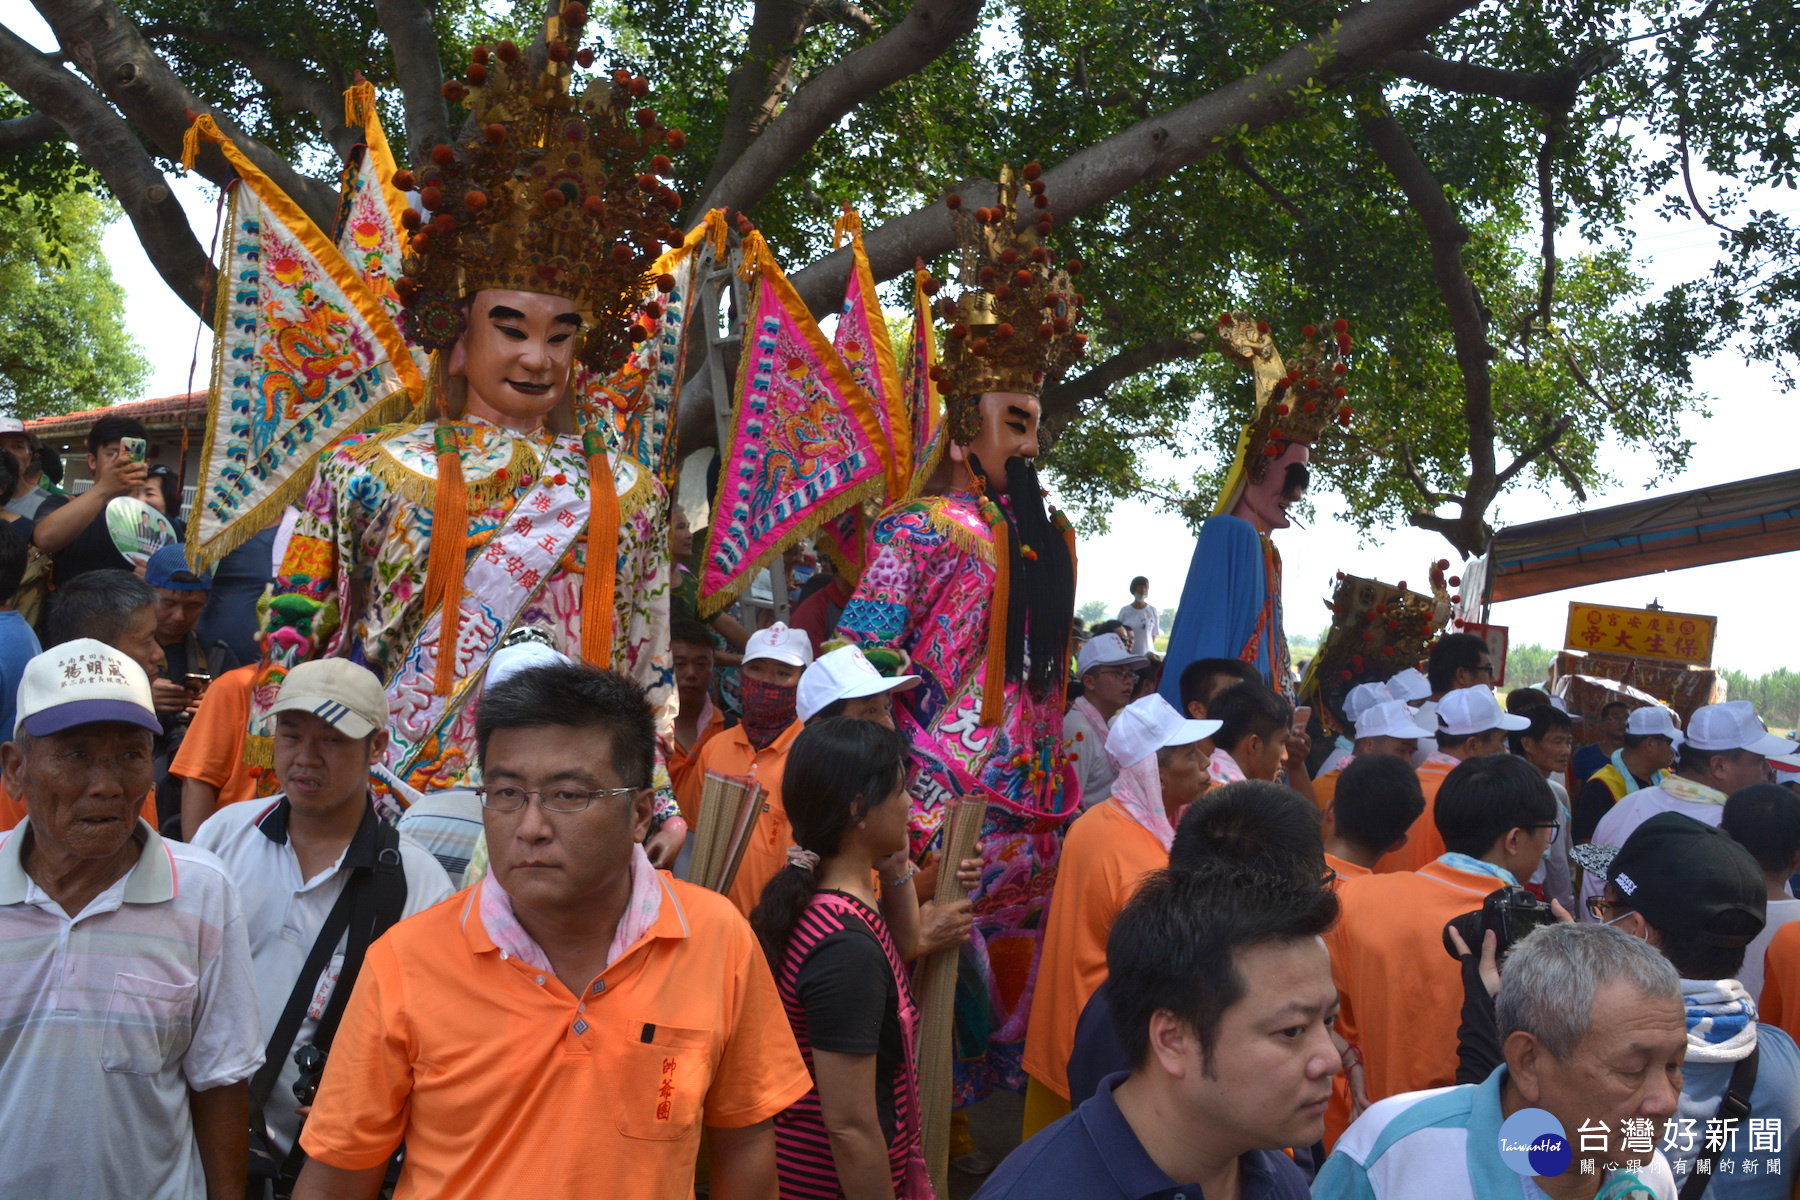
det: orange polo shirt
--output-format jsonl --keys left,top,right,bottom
{"left": 1021, "top": 798, "right": 1168, "bottom": 1100}
{"left": 668, "top": 705, "right": 728, "bottom": 827}
{"left": 1374, "top": 754, "right": 1458, "bottom": 873}
{"left": 1323, "top": 858, "right": 1502, "bottom": 1147}
{"left": 694, "top": 719, "right": 803, "bottom": 916}
{"left": 0, "top": 778, "right": 155, "bottom": 832}
{"left": 301, "top": 875, "right": 812, "bottom": 1200}
{"left": 1325, "top": 852, "right": 1371, "bottom": 888}
{"left": 1313, "top": 767, "right": 1342, "bottom": 811}
{"left": 1761, "top": 922, "right": 1800, "bottom": 1043}
{"left": 169, "top": 664, "right": 273, "bottom": 808}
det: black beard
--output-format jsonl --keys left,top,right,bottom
{"left": 971, "top": 454, "right": 1077, "bottom": 696}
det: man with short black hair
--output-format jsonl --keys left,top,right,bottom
{"left": 31, "top": 414, "right": 153, "bottom": 581}
{"left": 1720, "top": 783, "right": 1800, "bottom": 1000}
{"left": 294, "top": 661, "right": 811, "bottom": 1200}
{"left": 667, "top": 617, "right": 725, "bottom": 824}
{"left": 1591, "top": 812, "right": 1800, "bottom": 1192}
{"left": 1574, "top": 705, "right": 1681, "bottom": 844}
{"left": 1327, "top": 754, "right": 1559, "bottom": 1139}
{"left": 0, "top": 418, "right": 53, "bottom": 519}
{"left": 1381, "top": 685, "right": 1531, "bottom": 873}
{"left": 1425, "top": 632, "right": 1494, "bottom": 700}
{"left": 979, "top": 863, "right": 1335, "bottom": 1200}
{"left": 193, "top": 659, "right": 453, "bottom": 1180}
{"left": 1115, "top": 576, "right": 1159, "bottom": 656}
{"left": 1207, "top": 680, "right": 1295, "bottom": 784}
{"left": 1571, "top": 699, "right": 1631, "bottom": 785}
{"left": 1175, "top": 656, "right": 1258, "bottom": 722}
{"left": 1326, "top": 753, "right": 1425, "bottom": 881}
{"left": 1510, "top": 703, "right": 1576, "bottom": 909}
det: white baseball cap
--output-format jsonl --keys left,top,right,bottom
{"left": 486, "top": 640, "right": 571, "bottom": 690}
{"left": 1106, "top": 694, "right": 1221, "bottom": 770}
{"left": 1685, "top": 701, "right": 1798, "bottom": 757}
{"left": 797, "top": 645, "right": 919, "bottom": 722}
{"left": 0, "top": 417, "right": 24, "bottom": 436}
{"left": 1385, "top": 667, "right": 1431, "bottom": 702}
{"left": 1437, "top": 686, "right": 1531, "bottom": 737}
{"left": 1625, "top": 705, "right": 1684, "bottom": 744}
{"left": 1343, "top": 682, "right": 1395, "bottom": 726}
{"left": 15, "top": 638, "right": 160, "bottom": 738}
{"left": 743, "top": 622, "right": 813, "bottom": 669}
{"left": 1354, "top": 699, "right": 1436, "bottom": 743}
{"left": 268, "top": 659, "right": 390, "bottom": 739}
{"left": 1076, "top": 632, "right": 1147, "bottom": 677}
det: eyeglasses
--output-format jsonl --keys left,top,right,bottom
{"left": 1585, "top": 896, "right": 1633, "bottom": 921}
{"left": 1088, "top": 666, "right": 1137, "bottom": 682}
{"left": 1527, "top": 822, "right": 1561, "bottom": 844}
{"left": 476, "top": 785, "right": 638, "bottom": 813}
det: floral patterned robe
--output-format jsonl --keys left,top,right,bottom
{"left": 264, "top": 414, "right": 675, "bottom": 810}
{"left": 835, "top": 488, "right": 1077, "bottom": 1103}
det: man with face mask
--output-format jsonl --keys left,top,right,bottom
{"left": 242, "top": 24, "right": 689, "bottom": 860}
{"left": 836, "top": 167, "right": 1085, "bottom": 1121}
{"left": 1160, "top": 315, "right": 1355, "bottom": 707}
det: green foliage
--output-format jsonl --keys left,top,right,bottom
{"left": 1076, "top": 598, "right": 1110, "bottom": 624}
{"left": 0, "top": 189, "right": 149, "bottom": 418}
{"left": 1720, "top": 668, "right": 1800, "bottom": 731}
{"left": 1504, "top": 642, "right": 1556, "bottom": 690}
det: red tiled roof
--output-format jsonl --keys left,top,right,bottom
{"left": 26, "top": 392, "right": 207, "bottom": 437}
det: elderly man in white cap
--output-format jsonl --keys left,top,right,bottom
{"left": 797, "top": 643, "right": 920, "bottom": 729}
{"left": 192, "top": 659, "right": 454, "bottom": 1183}
{"left": 1383, "top": 685, "right": 1532, "bottom": 873}
{"left": 1021, "top": 693, "right": 1220, "bottom": 1137}
{"left": 694, "top": 622, "right": 814, "bottom": 915}
{"left": 1063, "top": 631, "right": 1149, "bottom": 809}
{"left": 0, "top": 639, "right": 263, "bottom": 1199}
{"left": 1581, "top": 701, "right": 1797, "bottom": 918}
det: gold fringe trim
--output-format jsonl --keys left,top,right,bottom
{"left": 918, "top": 498, "right": 996, "bottom": 565}
{"left": 242, "top": 734, "right": 274, "bottom": 770}
{"left": 698, "top": 472, "right": 885, "bottom": 619}
{"left": 347, "top": 433, "right": 544, "bottom": 511}
{"left": 980, "top": 507, "right": 1010, "bottom": 727}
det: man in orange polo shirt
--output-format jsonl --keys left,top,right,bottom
{"left": 173, "top": 662, "right": 276, "bottom": 838}
{"left": 1376, "top": 686, "right": 1528, "bottom": 873}
{"left": 1323, "top": 751, "right": 1424, "bottom": 885}
{"left": 1323, "top": 754, "right": 1557, "bottom": 1148}
{"left": 668, "top": 619, "right": 727, "bottom": 825}
{"left": 1020, "top": 694, "right": 1218, "bottom": 1137}
{"left": 294, "top": 660, "right": 810, "bottom": 1200}
{"left": 693, "top": 622, "right": 811, "bottom": 915}
{"left": 1311, "top": 699, "right": 1433, "bottom": 810}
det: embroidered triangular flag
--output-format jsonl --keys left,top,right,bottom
{"left": 903, "top": 260, "right": 944, "bottom": 497}
{"left": 831, "top": 208, "right": 907, "bottom": 500}
{"left": 699, "top": 227, "right": 889, "bottom": 616}
{"left": 185, "top": 114, "right": 423, "bottom": 573}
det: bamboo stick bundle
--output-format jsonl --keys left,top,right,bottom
{"left": 692, "top": 770, "right": 752, "bottom": 891}
{"left": 914, "top": 796, "right": 986, "bottom": 1198}
{"left": 716, "top": 781, "right": 766, "bottom": 897}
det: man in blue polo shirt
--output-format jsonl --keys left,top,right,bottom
{"left": 976, "top": 861, "right": 1335, "bottom": 1199}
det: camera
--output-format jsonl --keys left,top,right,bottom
{"left": 292, "top": 1043, "right": 327, "bottom": 1107}
{"left": 1442, "top": 885, "right": 1557, "bottom": 963}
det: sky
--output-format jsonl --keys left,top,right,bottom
{"left": 11, "top": 0, "right": 1796, "bottom": 677}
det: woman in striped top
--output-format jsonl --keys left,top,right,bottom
{"left": 752, "top": 717, "right": 973, "bottom": 1200}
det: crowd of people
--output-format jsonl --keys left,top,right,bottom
{"left": 7, "top": 427, "right": 1800, "bottom": 1200}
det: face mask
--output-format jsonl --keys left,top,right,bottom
{"left": 740, "top": 676, "right": 798, "bottom": 750}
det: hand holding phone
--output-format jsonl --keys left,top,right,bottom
{"left": 1292, "top": 705, "right": 1312, "bottom": 731}
{"left": 120, "top": 436, "right": 147, "bottom": 464}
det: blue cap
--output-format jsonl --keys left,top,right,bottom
{"left": 144, "top": 544, "right": 212, "bottom": 591}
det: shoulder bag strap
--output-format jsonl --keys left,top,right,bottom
{"left": 1677, "top": 1044, "right": 1760, "bottom": 1200}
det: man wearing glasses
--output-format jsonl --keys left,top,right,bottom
{"left": 294, "top": 661, "right": 810, "bottom": 1200}
{"left": 1064, "top": 632, "right": 1149, "bottom": 808}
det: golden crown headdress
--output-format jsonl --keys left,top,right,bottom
{"left": 920, "top": 164, "right": 1086, "bottom": 432}
{"left": 1211, "top": 312, "right": 1355, "bottom": 515}
{"left": 393, "top": 4, "right": 686, "bottom": 372}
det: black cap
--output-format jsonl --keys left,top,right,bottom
{"left": 1607, "top": 812, "right": 1766, "bottom": 948}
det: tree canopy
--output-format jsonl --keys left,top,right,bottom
{"left": 1, "top": 0, "right": 1791, "bottom": 554}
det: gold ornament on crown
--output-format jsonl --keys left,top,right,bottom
{"left": 394, "top": 2, "right": 688, "bottom": 372}
{"left": 1216, "top": 312, "right": 1356, "bottom": 484}
{"left": 919, "top": 164, "right": 1086, "bottom": 439}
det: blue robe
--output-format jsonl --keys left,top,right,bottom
{"left": 1158, "top": 513, "right": 1290, "bottom": 706}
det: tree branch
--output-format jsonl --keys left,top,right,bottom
{"left": 1225, "top": 145, "right": 1307, "bottom": 226}
{"left": 678, "top": 0, "right": 1485, "bottom": 448}
{"left": 371, "top": 0, "right": 448, "bottom": 167}
{"left": 693, "top": 0, "right": 978, "bottom": 221}
{"left": 0, "top": 108, "right": 62, "bottom": 151}
{"left": 0, "top": 21, "right": 214, "bottom": 315}
{"left": 1385, "top": 51, "right": 1582, "bottom": 108}
{"left": 1039, "top": 329, "right": 1211, "bottom": 434}
{"left": 33, "top": 0, "right": 337, "bottom": 230}
{"left": 1492, "top": 415, "right": 1573, "bottom": 492}
{"left": 807, "top": 0, "right": 878, "bottom": 37}
{"left": 1532, "top": 107, "right": 1568, "bottom": 344}
{"left": 1396, "top": 441, "right": 1446, "bottom": 506}
{"left": 142, "top": 24, "right": 356, "bottom": 156}
{"left": 1360, "top": 104, "right": 1497, "bottom": 553}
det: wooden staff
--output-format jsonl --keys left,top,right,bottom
{"left": 915, "top": 796, "right": 987, "bottom": 1198}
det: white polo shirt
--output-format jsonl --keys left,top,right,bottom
{"left": 0, "top": 818, "right": 264, "bottom": 1199}
{"left": 193, "top": 797, "right": 454, "bottom": 1152}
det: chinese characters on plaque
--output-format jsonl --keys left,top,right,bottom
{"left": 1562, "top": 602, "right": 1717, "bottom": 667}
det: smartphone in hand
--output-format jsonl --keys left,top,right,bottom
{"left": 120, "top": 437, "right": 148, "bottom": 464}
{"left": 1292, "top": 704, "right": 1312, "bottom": 731}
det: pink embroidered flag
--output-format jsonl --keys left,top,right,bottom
{"left": 335, "top": 82, "right": 419, "bottom": 361}
{"left": 700, "top": 229, "right": 890, "bottom": 616}
{"left": 815, "top": 506, "right": 866, "bottom": 585}
{"left": 903, "top": 262, "right": 944, "bottom": 498}
{"left": 832, "top": 209, "right": 906, "bottom": 500}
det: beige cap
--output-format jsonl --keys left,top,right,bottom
{"left": 268, "top": 659, "right": 390, "bottom": 738}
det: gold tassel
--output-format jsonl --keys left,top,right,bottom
{"left": 421, "top": 426, "right": 468, "bottom": 695}
{"left": 581, "top": 431, "right": 619, "bottom": 668}
{"left": 981, "top": 500, "right": 1010, "bottom": 727}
